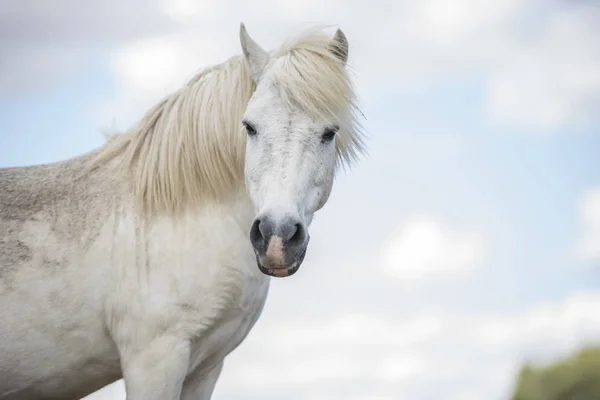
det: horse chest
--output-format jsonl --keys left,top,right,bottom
{"left": 110, "top": 200, "right": 272, "bottom": 380}
{"left": 187, "top": 271, "right": 270, "bottom": 375}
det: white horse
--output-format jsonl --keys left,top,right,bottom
{"left": 0, "top": 23, "right": 365, "bottom": 399}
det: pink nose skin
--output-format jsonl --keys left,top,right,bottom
{"left": 265, "top": 236, "right": 286, "bottom": 266}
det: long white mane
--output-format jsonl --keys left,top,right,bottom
{"left": 89, "top": 27, "right": 366, "bottom": 215}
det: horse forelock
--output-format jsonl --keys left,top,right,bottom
{"left": 271, "top": 27, "right": 366, "bottom": 168}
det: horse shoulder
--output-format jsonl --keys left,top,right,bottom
{"left": 0, "top": 153, "right": 120, "bottom": 277}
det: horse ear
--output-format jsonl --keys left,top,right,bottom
{"left": 330, "top": 28, "right": 349, "bottom": 65}
{"left": 240, "top": 23, "right": 270, "bottom": 82}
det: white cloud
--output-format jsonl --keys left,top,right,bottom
{"left": 575, "top": 188, "right": 600, "bottom": 264}
{"left": 0, "top": 45, "right": 85, "bottom": 98}
{"left": 485, "top": 8, "right": 600, "bottom": 132}
{"left": 0, "top": 0, "right": 173, "bottom": 42}
{"left": 380, "top": 216, "right": 484, "bottom": 281}
{"left": 161, "top": 0, "right": 223, "bottom": 21}
{"left": 0, "top": 0, "right": 175, "bottom": 97}
{"left": 378, "top": 0, "right": 600, "bottom": 132}
{"left": 216, "top": 290, "right": 600, "bottom": 399}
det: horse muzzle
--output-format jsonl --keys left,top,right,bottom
{"left": 249, "top": 213, "right": 309, "bottom": 278}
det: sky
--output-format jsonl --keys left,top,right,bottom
{"left": 1, "top": 0, "right": 600, "bottom": 399}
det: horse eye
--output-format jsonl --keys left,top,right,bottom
{"left": 321, "top": 126, "right": 338, "bottom": 143}
{"left": 243, "top": 121, "right": 257, "bottom": 136}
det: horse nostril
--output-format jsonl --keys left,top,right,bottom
{"left": 258, "top": 219, "right": 271, "bottom": 240}
{"left": 249, "top": 218, "right": 264, "bottom": 248}
{"left": 285, "top": 222, "right": 305, "bottom": 246}
{"left": 250, "top": 216, "right": 276, "bottom": 249}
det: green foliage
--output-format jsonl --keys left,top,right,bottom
{"left": 511, "top": 346, "right": 600, "bottom": 400}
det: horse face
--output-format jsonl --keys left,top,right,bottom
{"left": 242, "top": 84, "right": 338, "bottom": 278}
{"left": 239, "top": 24, "right": 347, "bottom": 278}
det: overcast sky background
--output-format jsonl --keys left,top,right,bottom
{"left": 1, "top": 0, "right": 600, "bottom": 399}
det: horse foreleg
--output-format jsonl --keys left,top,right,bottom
{"left": 120, "top": 335, "right": 190, "bottom": 400}
{"left": 181, "top": 361, "right": 224, "bottom": 400}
